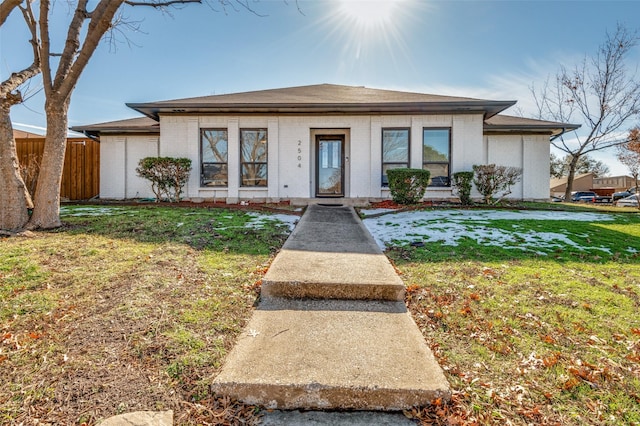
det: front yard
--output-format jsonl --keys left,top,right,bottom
{"left": 362, "top": 208, "right": 640, "bottom": 425}
{"left": 0, "top": 205, "right": 295, "bottom": 425}
{"left": 1, "top": 204, "right": 639, "bottom": 425}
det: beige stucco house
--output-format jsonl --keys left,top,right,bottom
{"left": 550, "top": 173, "right": 595, "bottom": 198}
{"left": 72, "top": 84, "right": 578, "bottom": 204}
{"left": 593, "top": 175, "right": 636, "bottom": 192}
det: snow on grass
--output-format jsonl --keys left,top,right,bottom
{"left": 60, "top": 206, "right": 132, "bottom": 216}
{"left": 61, "top": 206, "right": 299, "bottom": 232}
{"left": 362, "top": 209, "right": 615, "bottom": 254}
{"left": 245, "top": 212, "right": 299, "bottom": 232}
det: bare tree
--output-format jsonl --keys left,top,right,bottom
{"left": 532, "top": 24, "right": 640, "bottom": 201}
{"left": 0, "top": 0, "right": 39, "bottom": 231}
{"left": 1, "top": 0, "right": 271, "bottom": 230}
{"left": 550, "top": 153, "right": 610, "bottom": 178}
{"left": 617, "top": 127, "right": 640, "bottom": 192}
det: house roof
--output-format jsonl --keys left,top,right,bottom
{"left": 484, "top": 114, "right": 580, "bottom": 137}
{"left": 13, "top": 129, "right": 43, "bottom": 138}
{"left": 126, "top": 84, "right": 518, "bottom": 120}
{"left": 71, "top": 84, "right": 579, "bottom": 138}
{"left": 550, "top": 173, "right": 594, "bottom": 191}
{"left": 71, "top": 117, "right": 159, "bottom": 137}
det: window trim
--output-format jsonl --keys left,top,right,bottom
{"left": 422, "top": 127, "right": 452, "bottom": 187}
{"left": 381, "top": 127, "right": 411, "bottom": 187}
{"left": 200, "top": 128, "right": 228, "bottom": 187}
{"left": 240, "top": 128, "right": 268, "bottom": 188}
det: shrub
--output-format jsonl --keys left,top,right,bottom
{"left": 387, "top": 168, "right": 431, "bottom": 205}
{"left": 136, "top": 157, "right": 192, "bottom": 202}
{"left": 472, "top": 164, "right": 522, "bottom": 204}
{"left": 452, "top": 171, "right": 474, "bottom": 205}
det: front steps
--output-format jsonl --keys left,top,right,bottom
{"left": 211, "top": 205, "right": 450, "bottom": 410}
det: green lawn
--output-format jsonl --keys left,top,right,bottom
{"left": 0, "top": 205, "right": 293, "bottom": 425}
{"left": 385, "top": 208, "right": 640, "bottom": 425}
{"left": 2, "top": 204, "right": 639, "bottom": 425}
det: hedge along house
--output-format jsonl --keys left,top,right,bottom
{"left": 72, "top": 84, "right": 578, "bottom": 205}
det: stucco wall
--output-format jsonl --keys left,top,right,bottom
{"left": 100, "top": 114, "right": 550, "bottom": 202}
{"left": 99, "top": 134, "right": 158, "bottom": 199}
{"left": 484, "top": 134, "right": 550, "bottom": 200}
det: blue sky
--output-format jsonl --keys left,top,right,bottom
{"left": 2, "top": 0, "right": 640, "bottom": 175}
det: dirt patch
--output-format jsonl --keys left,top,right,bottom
{"left": 1, "top": 230, "right": 265, "bottom": 425}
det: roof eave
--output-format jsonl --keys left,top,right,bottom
{"left": 70, "top": 126, "right": 160, "bottom": 137}
{"left": 126, "top": 100, "right": 517, "bottom": 120}
{"left": 484, "top": 124, "right": 581, "bottom": 137}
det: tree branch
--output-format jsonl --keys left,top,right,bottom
{"left": 124, "top": 0, "right": 201, "bottom": 6}
{"left": 53, "top": 0, "right": 90, "bottom": 91}
{"left": 0, "top": 0, "right": 22, "bottom": 26}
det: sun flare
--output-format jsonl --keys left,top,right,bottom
{"left": 337, "top": 0, "right": 404, "bottom": 29}
{"left": 321, "top": 0, "right": 416, "bottom": 70}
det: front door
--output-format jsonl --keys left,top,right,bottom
{"left": 316, "top": 135, "right": 344, "bottom": 197}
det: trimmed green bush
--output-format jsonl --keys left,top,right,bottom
{"left": 452, "top": 171, "right": 474, "bottom": 205}
{"left": 136, "top": 157, "right": 192, "bottom": 202}
{"left": 387, "top": 168, "right": 431, "bottom": 205}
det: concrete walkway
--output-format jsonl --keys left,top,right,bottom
{"left": 211, "top": 204, "right": 450, "bottom": 414}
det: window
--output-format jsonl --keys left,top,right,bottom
{"left": 423, "top": 128, "right": 451, "bottom": 187}
{"left": 382, "top": 128, "right": 410, "bottom": 186}
{"left": 201, "top": 129, "right": 228, "bottom": 186}
{"left": 240, "top": 129, "right": 267, "bottom": 187}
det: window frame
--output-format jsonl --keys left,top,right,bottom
{"left": 240, "top": 128, "right": 268, "bottom": 187}
{"left": 200, "top": 128, "right": 229, "bottom": 187}
{"left": 381, "top": 127, "right": 411, "bottom": 187}
{"left": 422, "top": 127, "right": 452, "bottom": 187}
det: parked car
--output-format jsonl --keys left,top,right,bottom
{"left": 571, "top": 191, "right": 597, "bottom": 203}
{"left": 612, "top": 186, "right": 638, "bottom": 201}
{"left": 615, "top": 194, "right": 640, "bottom": 208}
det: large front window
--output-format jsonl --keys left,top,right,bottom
{"left": 201, "top": 129, "right": 228, "bottom": 186}
{"left": 240, "top": 129, "right": 267, "bottom": 187}
{"left": 423, "top": 128, "right": 450, "bottom": 187}
{"left": 382, "top": 128, "right": 409, "bottom": 186}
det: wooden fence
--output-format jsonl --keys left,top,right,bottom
{"left": 16, "top": 137, "right": 100, "bottom": 201}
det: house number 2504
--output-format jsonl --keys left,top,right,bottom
{"left": 297, "top": 140, "right": 302, "bottom": 168}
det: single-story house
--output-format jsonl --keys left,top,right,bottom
{"left": 72, "top": 84, "right": 578, "bottom": 205}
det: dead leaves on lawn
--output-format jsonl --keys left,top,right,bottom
{"left": 404, "top": 267, "right": 640, "bottom": 425}
{"left": 177, "top": 395, "right": 261, "bottom": 425}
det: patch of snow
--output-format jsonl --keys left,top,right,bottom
{"left": 363, "top": 209, "right": 614, "bottom": 253}
{"left": 245, "top": 212, "right": 299, "bottom": 232}
{"left": 60, "top": 206, "right": 131, "bottom": 217}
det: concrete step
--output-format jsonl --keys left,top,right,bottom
{"left": 261, "top": 205, "right": 405, "bottom": 301}
{"left": 211, "top": 299, "right": 450, "bottom": 411}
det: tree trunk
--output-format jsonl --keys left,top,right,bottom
{"left": 27, "top": 97, "right": 69, "bottom": 229}
{"left": 564, "top": 155, "right": 580, "bottom": 201}
{"left": 0, "top": 102, "right": 32, "bottom": 230}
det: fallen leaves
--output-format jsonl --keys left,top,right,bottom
{"left": 177, "top": 395, "right": 261, "bottom": 425}
{"left": 402, "top": 259, "right": 640, "bottom": 425}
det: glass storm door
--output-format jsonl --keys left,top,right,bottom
{"left": 316, "top": 136, "right": 344, "bottom": 197}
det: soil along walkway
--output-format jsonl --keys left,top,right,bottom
{"left": 211, "top": 205, "right": 450, "bottom": 410}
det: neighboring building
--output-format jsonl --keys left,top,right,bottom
{"left": 593, "top": 175, "right": 636, "bottom": 192}
{"left": 550, "top": 173, "right": 595, "bottom": 198}
{"left": 72, "top": 84, "right": 578, "bottom": 204}
{"left": 14, "top": 129, "right": 100, "bottom": 201}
